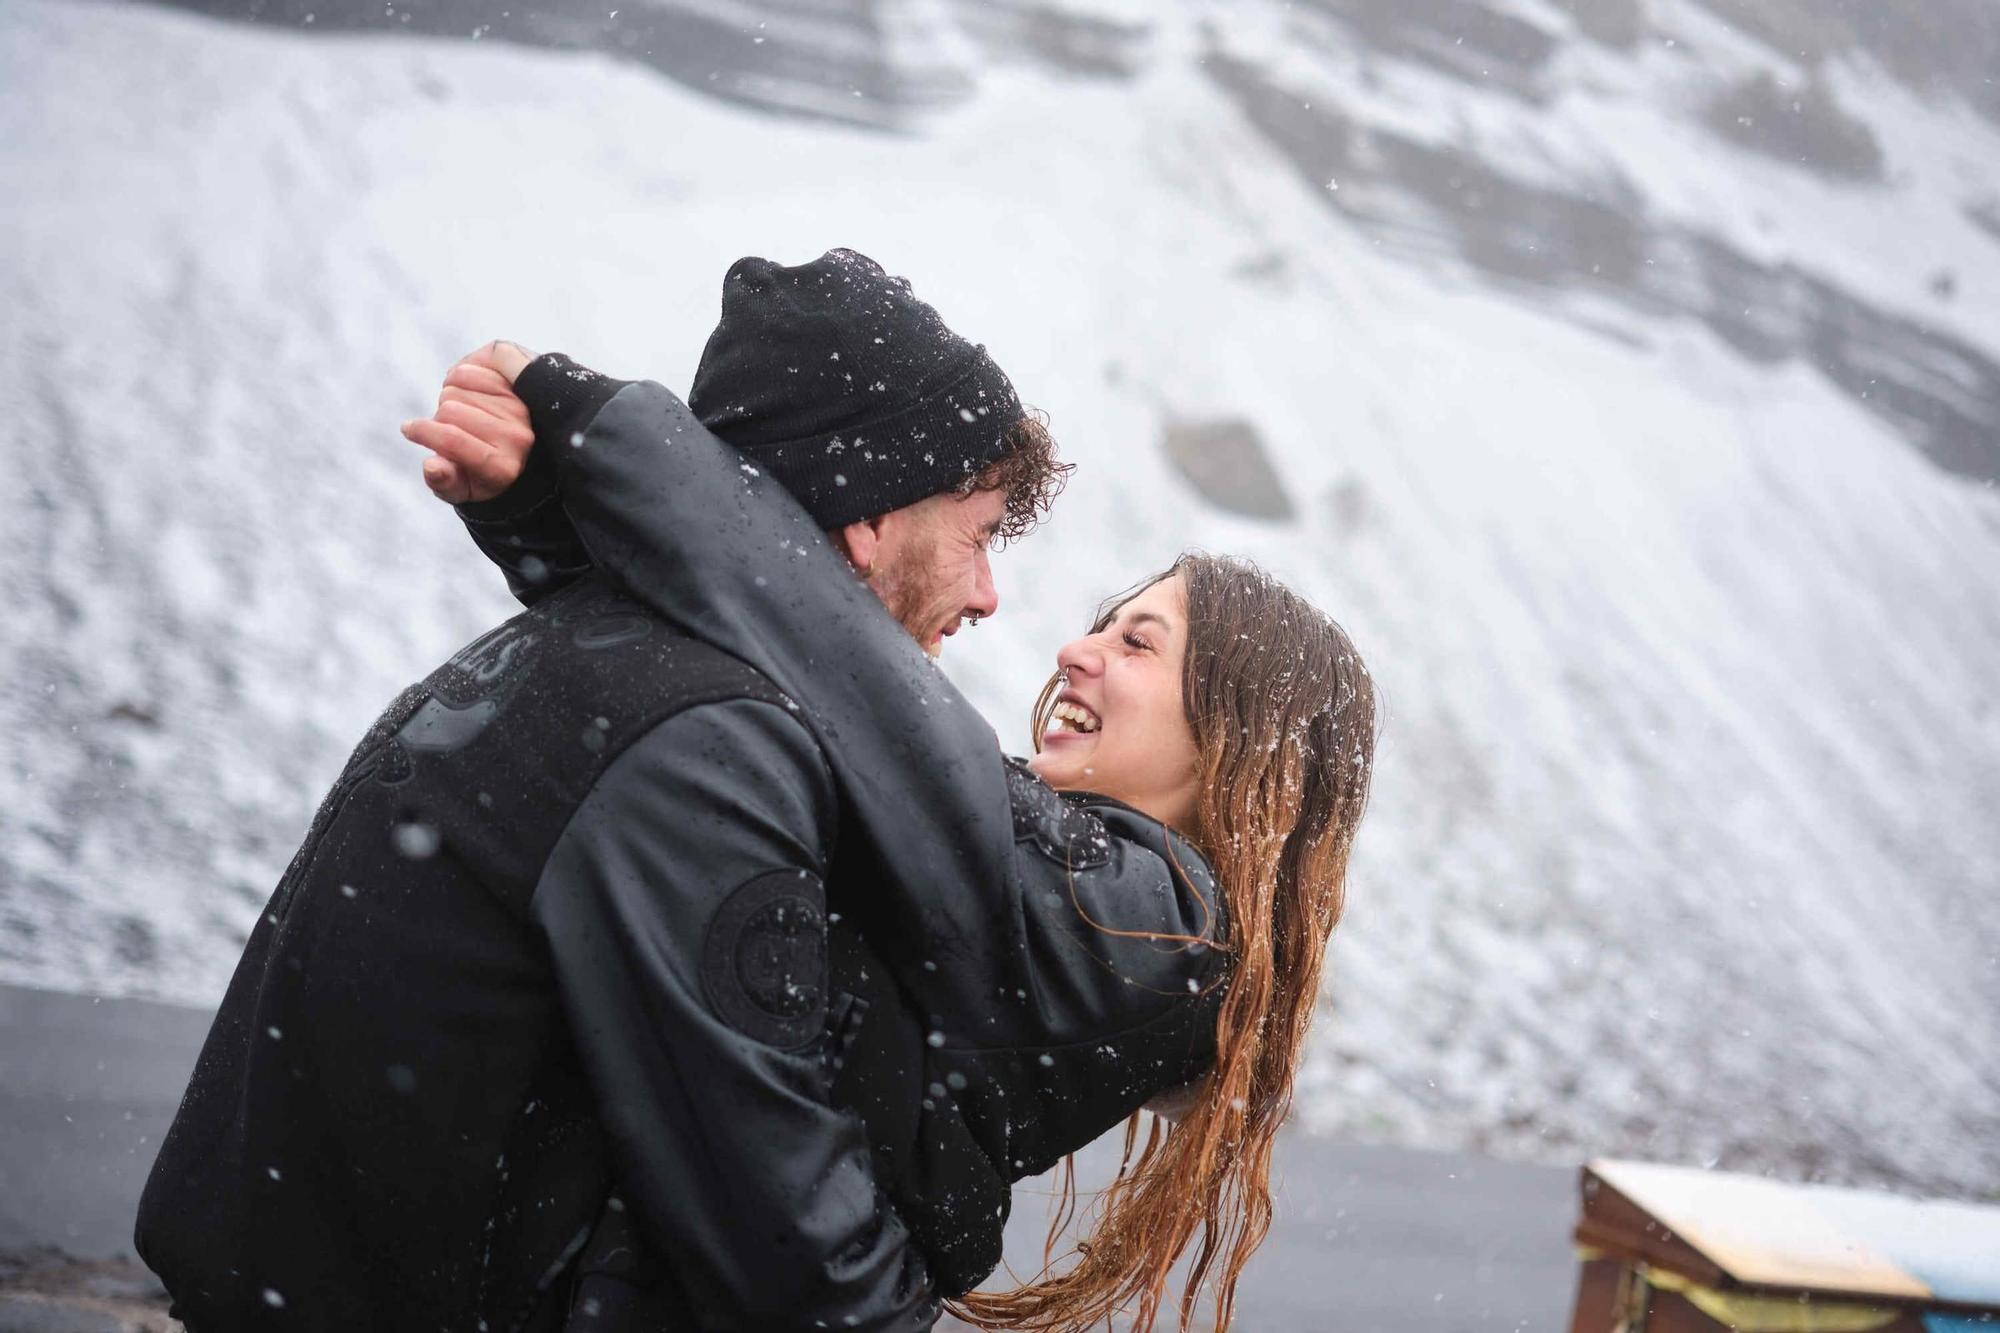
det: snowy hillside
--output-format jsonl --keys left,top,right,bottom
{"left": 3, "top": 0, "right": 1996, "bottom": 1200}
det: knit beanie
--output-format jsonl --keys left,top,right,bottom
{"left": 688, "top": 249, "right": 1024, "bottom": 530}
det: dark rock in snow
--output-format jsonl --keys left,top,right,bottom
{"left": 1702, "top": 71, "right": 1884, "bottom": 182}
{"left": 1161, "top": 417, "right": 1296, "bottom": 520}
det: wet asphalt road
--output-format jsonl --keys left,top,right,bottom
{"left": 0, "top": 982, "right": 1580, "bottom": 1330}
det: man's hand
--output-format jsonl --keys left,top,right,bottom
{"left": 402, "top": 341, "right": 536, "bottom": 504}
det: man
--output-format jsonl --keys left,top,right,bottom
{"left": 136, "top": 250, "right": 1073, "bottom": 1330}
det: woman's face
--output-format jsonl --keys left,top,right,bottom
{"left": 1028, "top": 573, "right": 1201, "bottom": 830}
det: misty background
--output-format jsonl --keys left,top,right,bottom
{"left": 2, "top": 0, "right": 1996, "bottom": 1204}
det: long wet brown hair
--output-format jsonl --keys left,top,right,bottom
{"left": 952, "top": 553, "right": 1378, "bottom": 1331}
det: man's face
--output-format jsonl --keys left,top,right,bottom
{"left": 865, "top": 486, "right": 1008, "bottom": 656}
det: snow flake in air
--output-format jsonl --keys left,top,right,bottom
{"left": 391, "top": 821, "right": 440, "bottom": 861}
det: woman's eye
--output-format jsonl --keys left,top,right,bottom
{"left": 1123, "top": 632, "right": 1151, "bottom": 652}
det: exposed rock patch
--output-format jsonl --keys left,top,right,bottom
{"left": 1160, "top": 417, "right": 1296, "bottom": 520}
{"left": 1703, "top": 71, "right": 1884, "bottom": 181}
{"left": 1548, "top": 0, "right": 1646, "bottom": 50}
{"left": 1202, "top": 46, "right": 2000, "bottom": 485}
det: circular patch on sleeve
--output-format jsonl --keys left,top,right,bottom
{"left": 700, "top": 870, "right": 829, "bottom": 1051}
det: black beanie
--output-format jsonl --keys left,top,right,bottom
{"left": 687, "top": 249, "right": 1024, "bottom": 530}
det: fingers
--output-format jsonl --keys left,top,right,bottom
{"left": 444, "top": 361, "right": 518, "bottom": 397}
{"left": 423, "top": 456, "right": 472, "bottom": 505}
{"left": 435, "top": 396, "right": 531, "bottom": 450}
{"left": 437, "top": 382, "right": 525, "bottom": 422}
{"left": 402, "top": 413, "right": 528, "bottom": 503}
{"left": 461, "top": 340, "right": 534, "bottom": 383}
{"left": 402, "top": 416, "right": 499, "bottom": 473}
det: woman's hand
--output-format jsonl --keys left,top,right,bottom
{"left": 401, "top": 341, "right": 536, "bottom": 503}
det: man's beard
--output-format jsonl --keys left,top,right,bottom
{"left": 870, "top": 533, "right": 948, "bottom": 644}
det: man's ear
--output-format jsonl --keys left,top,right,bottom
{"left": 831, "top": 515, "right": 889, "bottom": 578}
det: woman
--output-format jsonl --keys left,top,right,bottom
{"left": 409, "top": 352, "right": 1377, "bottom": 1330}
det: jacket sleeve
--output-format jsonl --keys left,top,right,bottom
{"left": 452, "top": 354, "right": 622, "bottom": 606}
{"left": 533, "top": 696, "right": 939, "bottom": 1333}
{"left": 514, "top": 357, "right": 1227, "bottom": 1050}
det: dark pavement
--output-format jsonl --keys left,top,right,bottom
{"left": 0, "top": 984, "right": 210, "bottom": 1260}
{"left": 0, "top": 982, "right": 1581, "bottom": 1330}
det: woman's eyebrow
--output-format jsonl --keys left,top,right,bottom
{"left": 1120, "top": 611, "right": 1173, "bottom": 637}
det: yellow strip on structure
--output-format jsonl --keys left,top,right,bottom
{"left": 1576, "top": 1249, "right": 1904, "bottom": 1333}
{"left": 1643, "top": 1264, "right": 1903, "bottom": 1332}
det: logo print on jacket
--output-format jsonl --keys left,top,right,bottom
{"left": 701, "top": 870, "right": 829, "bottom": 1050}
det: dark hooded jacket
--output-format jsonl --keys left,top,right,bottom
{"left": 135, "top": 358, "right": 1226, "bottom": 1332}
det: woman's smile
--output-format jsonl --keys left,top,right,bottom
{"left": 1045, "top": 695, "right": 1101, "bottom": 740}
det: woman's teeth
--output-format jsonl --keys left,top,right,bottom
{"left": 1050, "top": 701, "right": 1100, "bottom": 734}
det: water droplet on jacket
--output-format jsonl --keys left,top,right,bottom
{"left": 392, "top": 821, "right": 440, "bottom": 860}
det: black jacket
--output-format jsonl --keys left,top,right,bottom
{"left": 460, "top": 356, "right": 1230, "bottom": 1304}
{"left": 138, "top": 575, "right": 945, "bottom": 1331}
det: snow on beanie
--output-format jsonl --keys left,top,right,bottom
{"left": 688, "top": 248, "right": 1024, "bottom": 531}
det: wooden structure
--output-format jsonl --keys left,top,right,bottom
{"left": 1568, "top": 1158, "right": 2000, "bottom": 1333}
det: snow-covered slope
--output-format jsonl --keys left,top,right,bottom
{"left": 3, "top": 0, "right": 1996, "bottom": 1199}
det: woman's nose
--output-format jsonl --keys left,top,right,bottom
{"left": 1055, "top": 637, "right": 1102, "bottom": 680}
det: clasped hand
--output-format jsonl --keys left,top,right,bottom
{"left": 401, "top": 340, "right": 537, "bottom": 503}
